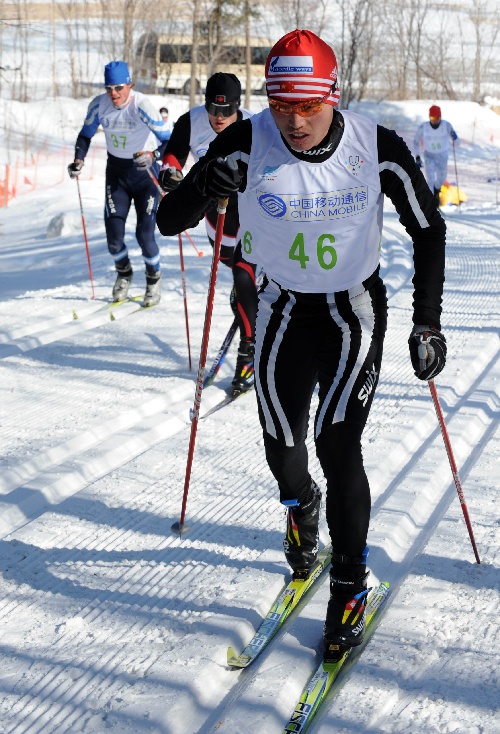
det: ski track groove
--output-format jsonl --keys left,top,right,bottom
{"left": 0, "top": 300, "right": 102, "bottom": 343}
{"left": 0, "top": 478, "right": 270, "bottom": 624}
{"left": 0, "top": 215, "right": 495, "bottom": 567}
{"left": 1, "top": 214, "right": 493, "bottom": 503}
{"left": 0, "top": 385, "right": 195, "bottom": 497}
{"left": 0, "top": 468, "right": 282, "bottom": 682}
{"left": 0, "top": 215, "right": 498, "bottom": 733}
{"left": 201, "top": 399, "right": 498, "bottom": 734}
{"left": 2, "top": 367, "right": 495, "bottom": 734}
{"left": 196, "top": 215, "right": 500, "bottom": 732}
{"left": 360, "top": 434, "right": 499, "bottom": 734}
{"left": 0, "top": 299, "right": 146, "bottom": 359}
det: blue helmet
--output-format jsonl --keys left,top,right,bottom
{"left": 104, "top": 61, "right": 131, "bottom": 86}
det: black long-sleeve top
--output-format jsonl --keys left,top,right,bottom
{"left": 157, "top": 111, "right": 446, "bottom": 327}
{"left": 161, "top": 108, "right": 249, "bottom": 236}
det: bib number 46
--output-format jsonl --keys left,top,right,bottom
{"left": 242, "top": 230, "right": 338, "bottom": 271}
{"left": 289, "top": 232, "right": 337, "bottom": 270}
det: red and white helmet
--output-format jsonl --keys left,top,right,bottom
{"left": 265, "top": 29, "right": 340, "bottom": 107}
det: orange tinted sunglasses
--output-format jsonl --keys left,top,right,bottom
{"left": 268, "top": 93, "right": 330, "bottom": 118}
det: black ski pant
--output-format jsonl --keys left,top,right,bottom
{"left": 104, "top": 155, "right": 161, "bottom": 274}
{"left": 208, "top": 238, "right": 258, "bottom": 343}
{"left": 254, "top": 273, "right": 388, "bottom": 558}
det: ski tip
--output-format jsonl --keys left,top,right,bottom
{"left": 171, "top": 520, "right": 190, "bottom": 538}
{"left": 227, "top": 647, "right": 250, "bottom": 668}
{"left": 373, "top": 581, "right": 390, "bottom": 597}
{"left": 227, "top": 647, "right": 238, "bottom": 666}
{"left": 229, "top": 386, "right": 253, "bottom": 398}
{"left": 72, "top": 309, "right": 78, "bottom": 320}
{"left": 110, "top": 311, "right": 116, "bottom": 321}
{"left": 322, "top": 656, "right": 346, "bottom": 672}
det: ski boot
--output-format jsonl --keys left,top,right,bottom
{"left": 323, "top": 549, "right": 370, "bottom": 662}
{"left": 143, "top": 271, "right": 161, "bottom": 307}
{"left": 231, "top": 339, "right": 255, "bottom": 395}
{"left": 112, "top": 265, "right": 133, "bottom": 302}
{"left": 283, "top": 480, "right": 321, "bottom": 580}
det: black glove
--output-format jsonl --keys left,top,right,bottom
{"left": 194, "top": 156, "right": 242, "bottom": 199}
{"left": 415, "top": 155, "right": 422, "bottom": 169}
{"left": 68, "top": 160, "right": 84, "bottom": 179}
{"left": 408, "top": 325, "right": 447, "bottom": 380}
{"left": 133, "top": 151, "right": 155, "bottom": 169}
{"left": 158, "top": 166, "right": 184, "bottom": 191}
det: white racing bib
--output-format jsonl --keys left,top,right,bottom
{"left": 98, "top": 92, "right": 159, "bottom": 158}
{"left": 238, "top": 109, "right": 383, "bottom": 293}
{"left": 420, "top": 121, "right": 453, "bottom": 155}
{"left": 189, "top": 104, "right": 253, "bottom": 245}
{"left": 189, "top": 105, "right": 253, "bottom": 162}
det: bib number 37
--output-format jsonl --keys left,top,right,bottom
{"left": 289, "top": 232, "right": 337, "bottom": 270}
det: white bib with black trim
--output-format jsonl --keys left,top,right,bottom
{"left": 238, "top": 109, "right": 383, "bottom": 293}
{"left": 189, "top": 105, "right": 253, "bottom": 162}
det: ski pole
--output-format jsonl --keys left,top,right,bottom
{"left": 75, "top": 177, "right": 95, "bottom": 299}
{"left": 178, "top": 232, "right": 192, "bottom": 370}
{"left": 204, "top": 317, "right": 238, "bottom": 388}
{"left": 428, "top": 379, "right": 481, "bottom": 564}
{"left": 172, "top": 197, "right": 229, "bottom": 537}
{"left": 145, "top": 167, "right": 204, "bottom": 257}
{"left": 452, "top": 139, "right": 461, "bottom": 212}
{"left": 146, "top": 166, "right": 168, "bottom": 201}
{"left": 146, "top": 167, "right": 193, "bottom": 367}
{"left": 203, "top": 266, "right": 262, "bottom": 389}
{"left": 182, "top": 228, "right": 204, "bottom": 258}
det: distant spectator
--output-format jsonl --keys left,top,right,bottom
{"left": 414, "top": 105, "right": 459, "bottom": 205}
{"left": 159, "top": 106, "right": 174, "bottom": 134}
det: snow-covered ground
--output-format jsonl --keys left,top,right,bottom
{"left": 0, "top": 98, "right": 499, "bottom": 734}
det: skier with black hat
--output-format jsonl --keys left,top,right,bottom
{"left": 156, "top": 30, "right": 447, "bottom": 663}
{"left": 158, "top": 73, "right": 257, "bottom": 395}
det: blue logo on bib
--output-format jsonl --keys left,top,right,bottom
{"left": 258, "top": 193, "right": 287, "bottom": 218}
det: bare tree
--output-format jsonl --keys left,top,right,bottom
{"left": 2, "top": 0, "right": 498, "bottom": 107}
{"left": 381, "top": 0, "right": 415, "bottom": 100}
{"left": 244, "top": 0, "right": 251, "bottom": 108}
{"left": 419, "top": 14, "right": 459, "bottom": 100}
{"left": 189, "top": 0, "right": 202, "bottom": 106}
{"left": 206, "top": 0, "right": 224, "bottom": 79}
{"left": 352, "top": 5, "right": 379, "bottom": 103}
{"left": 274, "top": 0, "right": 329, "bottom": 36}
{"left": 331, "top": 0, "right": 373, "bottom": 107}
{"left": 468, "top": 1, "right": 500, "bottom": 102}
{"left": 407, "top": 0, "right": 431, "bottom": 99}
